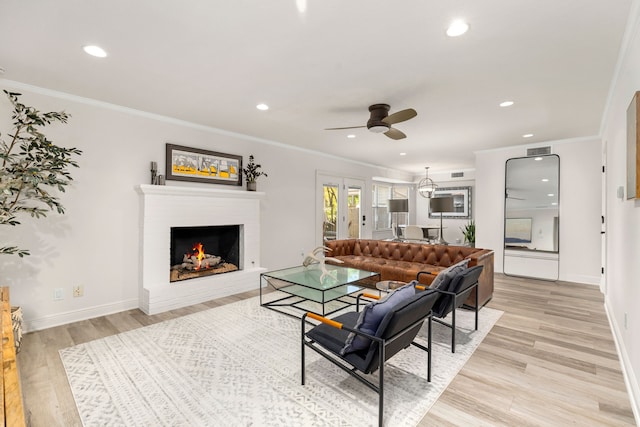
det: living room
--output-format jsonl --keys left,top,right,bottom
{"left": 1, "top": 1, "right": 639, "bottom": 425}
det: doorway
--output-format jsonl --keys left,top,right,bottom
{"left": 317, "top": 173, "right": 366, "bottom": 245}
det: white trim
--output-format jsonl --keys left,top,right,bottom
{"left": 561, "top": 274, "right": 601, "bottom": 286}
{"left": 136, "top": 184, "right": 266, "bottom": 199}
{"left": 25, "top": 298, "right": 139, "bottom": 333}
{"left": 605, "top": 297, "right": 640, "bottom": 425}
{"left": 0, "top": 78, "right": 408, "bottom": 174}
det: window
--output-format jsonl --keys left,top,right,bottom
{"left": 372, "top": 183, "right": 411, "bottom": 231}
{"left": 372, "top": 183, "right": 390, "bottom": 231}
{"left": 391, "top": 186, "right": 409, "bottom": 227}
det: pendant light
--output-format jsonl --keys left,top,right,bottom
{"left": 418, "top": 167, "right": 438, "bottom": 198}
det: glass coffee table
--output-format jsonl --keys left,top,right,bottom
{"left": 260, "top": 264, "right": 379, "bottom": 317}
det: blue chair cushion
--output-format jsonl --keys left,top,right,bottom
{"left": 429, "top": 258, "right": 470, "bottom": 290}
{"left": 341, "top": 283, "right": 416, "bottom": 355}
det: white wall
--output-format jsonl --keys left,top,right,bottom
{"left": 0, "top": 81, "right": 412, "bottom": 331}
{"left": 600, "top": 0, "right": 640, "bottom": 418}
{"left": 475, "top": 138, "right": 602, "bottom": 284}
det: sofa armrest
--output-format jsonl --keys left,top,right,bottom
{"left": 464, "top": 249, "right": 494, "bottom": 306}
{"left": 324, "top": 239, "right": 356, "bottom": 256}
{"left": 465, "top": 248, "right": 493, "bottom": 265}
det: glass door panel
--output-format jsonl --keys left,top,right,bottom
{"left": 323, "top": 184, "right": 339, "bottom": 241}
{"left": 347, "top": 186, "right": 361, "bottom": 239}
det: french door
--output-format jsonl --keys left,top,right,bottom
{"left": 317, "top": 173, "right": 366, "bottom": 245}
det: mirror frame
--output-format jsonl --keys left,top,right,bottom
{"left": 503, "top": 154, "right": 560, "bottom": 281}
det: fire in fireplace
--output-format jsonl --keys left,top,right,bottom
{"left": 170, "top": 225, "right": 241, "bottom": 282}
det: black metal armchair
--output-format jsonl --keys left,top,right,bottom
{"left": 416, "top": 264, "right": 483, "bottom": 353}
{"left": 301, "top": 287, "right": 439, "bottom": 427}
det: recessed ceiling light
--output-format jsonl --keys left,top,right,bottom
{"left": 347, "top": 134, "right": 356, "bottom": 139}
{"left": 446, "top": 20, "right": 469, "bottom": 37}
{"left": 499, "top": 101, "right": 514, "bottom": 107}
{"left": 83, "top": 45, "right": 107, "bottom": 58}
{"left": 256, "top": 103, "right": 269, "bottom": 111}
{"left": 551, "top": 202, "right": 558, "bottom": 206}
{"left": 548, "top": 193, "right": 555, "bottom": 197}
{"left": 399, "top": 152, "right": 406, "bottom": 156}
{"left": 542, "top": 178, "right": 549, "bottom": 182}
{"left": 523, "top": 133, "right": 534, "bottom": 138}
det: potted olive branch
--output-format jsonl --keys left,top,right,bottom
{"left": 0, "top": 90, "right": 82, "bottom": 351}
{"left": 241, "top": 155, "right": 267, "bottom": 191}
{"left": 1, "top": 90, "right": 82, "bottom": 256}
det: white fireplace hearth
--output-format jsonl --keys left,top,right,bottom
{"left": 136, "top": 184, "right": 266, "bottom": 314}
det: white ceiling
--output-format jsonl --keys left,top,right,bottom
{"left": 0, "top": 1, "right": 632, "bottom": 175}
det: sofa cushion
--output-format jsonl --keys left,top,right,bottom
{"left": 341, "top": 283, "right": 416, "bottom": 355}
{"left": 430, "top": 258, "right": 470, "bottom": 290}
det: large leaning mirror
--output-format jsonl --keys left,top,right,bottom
{"left": 504, "top": 154, "right": 559, "bottom": 280}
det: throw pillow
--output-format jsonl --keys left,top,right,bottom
{"left": 429, "top": 258, "right": 470, "bottom": 290}
{"left": 340, "top": 284, "right": 416, "bottom": 355}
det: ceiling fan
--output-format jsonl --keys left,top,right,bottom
{"left": 325, "top": 104, "right": 417, "bottom": 140}
{"left": 505, "top": 189, "right": 525, "bottom": 200}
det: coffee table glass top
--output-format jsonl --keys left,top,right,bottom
{"left": 263, "top": 264, "right": 378, "bottom": 290}
{"left": 260, "top": 264, "right": 379, "bottom": 315}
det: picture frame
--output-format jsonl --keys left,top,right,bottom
{"left": 504, "top": 217, "right": 533, "bottom": 245}
{"left": 165, "top": 144, "right": 242, "bottom": 186}
{"left": 429, "top": 186, "right": 472, "bottom": 219}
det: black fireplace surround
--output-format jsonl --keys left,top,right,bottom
{"left": 170, "top": 225, "right": 241, "bottom": 271}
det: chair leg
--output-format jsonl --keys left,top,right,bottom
{"left": 379, "top": 342, "right": 385, "bottom": 427}
{"left": 474, "top": 285, "right": 479, "bottom": 331}
{"left": 427, "top": 316, "right": 432, "bottom": 382}
{"left": 451, "top": 306, "right": 456, "bottom": 353}
{"left": 301, "top": 318, "right": 306, "bottom": 385}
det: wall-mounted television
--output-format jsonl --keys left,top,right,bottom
{"left": 505, "top": 218, "right": 532, "bottom": 244}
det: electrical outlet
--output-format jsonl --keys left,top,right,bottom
{"left": 73, "top": 285, "right": 84, "bottom": 297}
{"left": 54, "top": 288, "right": 64, "bottom": 300}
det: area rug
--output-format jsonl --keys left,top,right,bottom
{"left": 60, "top": 296, "right": 503, "bottom": 427}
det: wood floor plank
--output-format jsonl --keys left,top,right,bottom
{"left": 15, "top": 275, "right": 637, "bottom": 426}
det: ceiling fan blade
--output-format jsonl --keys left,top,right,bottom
{"left": 384, "top": 127, "right": 406, "bottom": 140}
{"left": 505, "top": 189, "right": 526, "bottom": 200}
{"left": 325, "top": 125, "right": 366, "bottom": 130}
{"left": 383, "top": 108, "right": 417, "bottom": 125}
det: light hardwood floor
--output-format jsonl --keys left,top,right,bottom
{"left": 17, "top": 274, "right": 637, "bottom": 426}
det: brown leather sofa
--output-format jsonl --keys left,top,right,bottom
{"left": 324, "top": 239, "right": 495, "bottom": 307}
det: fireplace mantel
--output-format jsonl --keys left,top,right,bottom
{"left": 137, "top": 184, "right": 266, "bottom": 199}
{"left": 136, "top": 184, "right": 266, "bottom": 314}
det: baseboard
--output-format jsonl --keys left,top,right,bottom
{"left": 561, "top": 273, "right": 600, "bottom": 285}
{"left": 25, "top": 298, "right": 140, "bottom": 333}
{"left": 604, "top": 297, "right": 640, "bottom": 425}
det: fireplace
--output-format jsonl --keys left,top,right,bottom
{"left": 170, "top": 225, "right": 242, "bottom": 282}
{"left": 137, "top": 184, "right": 265, "bottom": 315}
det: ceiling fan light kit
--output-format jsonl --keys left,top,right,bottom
{"left": 369, "top": 125, "right": 389, "bottom": 133}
